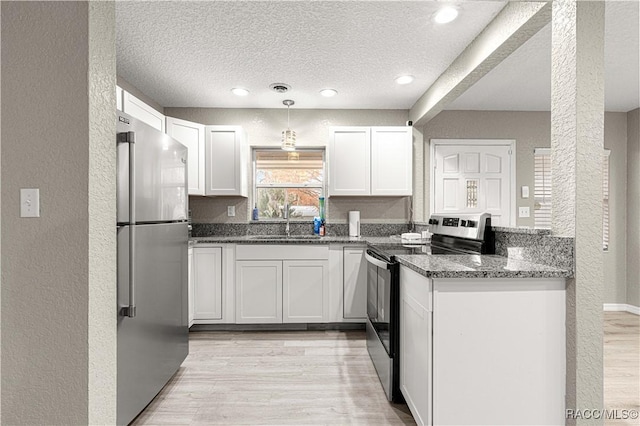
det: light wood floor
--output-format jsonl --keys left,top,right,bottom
{"left": 133, "top": 312, "right": 639, "bottom": 426}
{"left": 132, "top": 330, "right": 415, "bottom": 425}
{"left": 604, "top": 312, "right": 640, "bottom": 426}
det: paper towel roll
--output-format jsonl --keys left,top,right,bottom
{"left": 349, "top": 211, "right": 360, "bottom": 237}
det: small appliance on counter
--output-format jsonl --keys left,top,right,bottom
{"left": 348, "top": 211, "right": 360, "bottom": 237}
{"left": 400, "top": 232, "right": 422, "bottom": 244}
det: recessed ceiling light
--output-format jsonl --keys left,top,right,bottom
{"left": 395, "top": 75, "right": 414, "bottom": 85}
{"left": 320, "top": 89, "right": 338, "bottom": 97}
{"left": 434, "top": 6, "right": 458, "bottom": 24}
{"left": 231, "top": 87, "right": 249, "bottom": 96}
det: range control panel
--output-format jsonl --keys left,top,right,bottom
{"left": 428, "top": 213, "right": 491, "bottom": 240}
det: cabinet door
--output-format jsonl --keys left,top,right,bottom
{"left": 282, "top": 260, "right": 329, "bottom": 323}
{"left": 400, "top": 266, "right": 432, "bottom": 426}
{"left": 329, "top": 127, "right": 371, "bottom": 196}
{"left": 193, "top": 247, "right": 223, "bottom": 320}
{"left": 122, "top": 91, "right": 166, "bottom": 133}
{"left": 236, "top": 261, "right": 282, "bottom": 323}
{"left": 188, "top": 247, "right": 194, "bottom": 327}
{"left": 116, "top": 85, "right": 123, "bottom": 111}
{"left": 343, "top": 248, "right": 367, "bottom": 319}
{"left": 371, "top": 127, "right": 412, "bottom": 196}
{"left": 167, "top": 117, "right": 206, "bottom": 196}
{"left": 205, "top": 126, "right": 248, "bottom": 197}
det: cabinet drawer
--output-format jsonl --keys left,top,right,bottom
{"left": 236, "top": 244, "right": 329, "bottom": 260}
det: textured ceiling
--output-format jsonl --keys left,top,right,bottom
{"left": 116, "top": 1, "right": 507, "bottom": 109}
{"left": 448, "top": 1, "right": 640, "bottom": 112}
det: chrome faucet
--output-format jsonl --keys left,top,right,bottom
{"left": 283, "top": 203, "right": 290, "bottom": 237}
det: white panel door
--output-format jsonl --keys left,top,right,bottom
{"left": 282, "top": 260, "right": 329, "bottom": 323}
{"left": 167, "top": 117, "right": 206, "bottom": 195}
{"left": 235, "top": 261, "right": 282, "bottom": 323}
{"left": 343, "top": 248, "right": 367, "bottom": 319}
{"left": 122, "top": 91, "right": 165, "bottom": 133}
{"left": 193, "top": 247, "right": 223, "bottom": 320}
{"left": 371, "top": 127, "right": 412, "bottom": 195}
{"left": 329, "top": 127, "right": 371, "bottom": 196}
{"left": 433, "top": 143, "right": 513, "bottom": 226}
{"left": 205, "top": 126, "right": 248, "bottom": 197}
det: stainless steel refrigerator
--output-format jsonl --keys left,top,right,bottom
{"left": 116, "top": 112, "right": 189, "bottom": 425}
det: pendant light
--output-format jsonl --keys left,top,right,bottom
{"left": 281, "top": 99, "right": 296, "bottom": 151}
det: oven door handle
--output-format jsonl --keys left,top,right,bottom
{"left": 365, "top": 251, "right": 390, "bottom": 269}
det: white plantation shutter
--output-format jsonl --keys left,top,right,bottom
{"left": 534, "top": 148, "right": 610, "bottom": 251}
{"left": 534, "top": 149, "right": 552, "bottom": 229}
{"left": 603, "top": 150, "right": 610, "bottom": 251}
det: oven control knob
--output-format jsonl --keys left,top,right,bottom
{"left": 466, "top": 220, "right": 477, "bottom": 228}
{"left": 460, "top": 220, "right": 467, "bottom": 227}
{"left": 429, "top": 218, "right": 439, "bottom": 225}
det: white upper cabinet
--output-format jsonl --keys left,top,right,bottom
{"left": 167, "top": 117, "right": 206, "bottom": 196}
{"left": 122, "top": 91, "right": 166, "bottom": 133}
{"left": 116, "top": 85, "right": 123, "bottom": 111}
{"left": 371, "top": 127, "right": 412, "bottom": 196}
{"left": 329, "top": 127, "right": 371, "bottom": 196}
{"left": 329, "top": 126, "right": 412, "bottom": 196}
{"left": 205, "top": 126, "right": 248, "bottom": 197}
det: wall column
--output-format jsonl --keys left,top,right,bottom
{"left": 1, "top": 2, "right": 116, "bottom": 424}
{"left": 551, "top": 1, "right": 605, "bottom": 423}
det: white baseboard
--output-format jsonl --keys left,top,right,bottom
{"left": 603, "top": 303, "right": 640, "bottom": 315}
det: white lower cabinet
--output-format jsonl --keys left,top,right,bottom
{"left": 343, "top": 248, "right": 367, "bottom": 319}
{"left": 193, "top": 247, "right": 223, "bottom": 320}
{"left": 188, "top": 247, "right": 194, "bottom": 327}
{"left": 432, "top": 278, "right": 566, "bottom": 426}
{"left": 235, "top": 261, "right": 283, "bottom": 324}
{"left": 283, "top": 260, "right": 329, "bottom": 323}
{"left": 399, "top": 265, "right": 432, "bottom": 426}
{"left": 399, "top": 265, "right": 567, "bottom": 426}
{"left": 235, "top": 245, "right": 330, "bottom": 324}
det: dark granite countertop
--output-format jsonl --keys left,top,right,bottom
{"left": 190, "top": 235, "right": 419, "bottom": 246}
{"left": 397, "top": 254, "right": 571, "bottom": 279}
{"left": 190, "top": 235, "right": 571, "bottom": 279}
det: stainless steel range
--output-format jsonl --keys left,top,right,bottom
{"left": 428, "top": 213, "right": 494, "bottom": 254}
{"left": 366, "top": 213, "right": 494, "bottom": 403}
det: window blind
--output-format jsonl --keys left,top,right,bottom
{"left": 533, "top": 148, "right": 552, "bottom": 229}
{"left": 533, "top": 148, "right": 611, "bottom": 250}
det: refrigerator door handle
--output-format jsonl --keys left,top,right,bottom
{"left": 120, "top": 132, "right": 137, "bottom": 318}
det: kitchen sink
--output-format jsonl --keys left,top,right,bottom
{"left": 248, "top": 235, "right": 322, "bottom": 240}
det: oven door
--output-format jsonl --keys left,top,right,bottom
{"left": 365, "top": 249, "right": 393, "bottom": 356}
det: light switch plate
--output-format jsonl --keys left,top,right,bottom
{"left": 521, "top": 186, "right": 530, "bottom": 199}
{"left": 21, "top": 188, "right": 40, "bottom": 218}
{"left": 518, "top": 206, "right": 530, "bottom": 218}
{"left": 227, "top": 206, "right": 235, "bottom": 217}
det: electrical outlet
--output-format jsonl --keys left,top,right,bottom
{"left": 20, "top": 188, "right": 40, "bottom": 218}
{"left": 227, "top": 206, "right": 235, "bottom": 217}
{"left": 518, "top": 206, "right": 530, "bottom": 218}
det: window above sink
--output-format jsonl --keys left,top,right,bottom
{"left": 253, "top": 148, "right": 325, "bottom": 220}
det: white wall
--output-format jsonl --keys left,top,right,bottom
{"left": 627, "top": 108, "right": 640, "bottom": 308}
{"left": 1, "top": 2, "right": 116, "bottom": 424}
